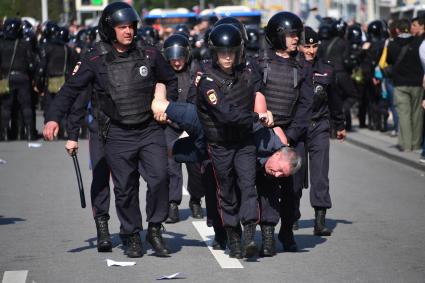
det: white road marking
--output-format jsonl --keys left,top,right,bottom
{"left": 192, "top": 221, "right": 243, "bottom": 269}
{"left": 182, "top": 185, "right": 189, "bottom": 196}
{"left": 2, "top": 270, "right": 28, "bottom": 283}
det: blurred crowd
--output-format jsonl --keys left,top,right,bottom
{"left": 0, "top": 12, "right": 424, "bottom": 163}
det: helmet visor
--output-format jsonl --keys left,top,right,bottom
{"left": 111, "top": 8, "right": 140, "bottom": 27}
{"left": 164, "top": 46, "right": 189, "bottom": 61}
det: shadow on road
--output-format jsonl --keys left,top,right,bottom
{"left": 67, "top": 233, "right": 124, "bottom": 253}
{"left": 159, "top": 230, "right": 205, "bottom": 255}
{"left": 174, "top": 208, "right": 206, "bottom": 222}
{"left": 297, "top": 218, "right": 353, "bottom": 230}
{"left": 0, "top": 215, "right": 26, "bottom": 225}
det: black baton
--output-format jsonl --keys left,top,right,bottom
{"left": 71, "top": 152, "right": 86, "bottom": 208}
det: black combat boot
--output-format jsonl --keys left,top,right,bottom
{"left": 242, "top": 221, "right": 258, "bottom": 258}
{"left": 189, "top": 198, "right": 204, "bottom": 219}
{"left": 314, "top": 208, "right": 332, "bottom": 236}
{"left": 146, "top": 223, "right": 170, "bottom": 257}
{"left": 212, "top": 226, "right": 227, "bottom": 250}
{"left": 165, "top": 202, "right": 180, "bottom": 223}
{"left": 94, "top": 216, "right": 112, "bottom": 252}
{"left": 126, "top": 233, "right": 143, "bottom": 258}
{"left": 278, "top": 225, "right": 298, "bottom": 252}
{"left": 0, "top": 127, "right": 9, "bottom": 141}
{"left": 260, "top": 224, "right": 276, "bottom": 257}
{"left": 225, "top": 226, "right": 242, "bottom": 259}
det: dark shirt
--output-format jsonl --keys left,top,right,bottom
{"left": 46, "top": 42, "right": 177, "bottom": 125}
{"left": 387, "top": 35, "right": 423, "bottom": 87}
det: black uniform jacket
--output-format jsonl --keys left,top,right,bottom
{"left": 46, "top": 42, "right": 177, "bottom": 126}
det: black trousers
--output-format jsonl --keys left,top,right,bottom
{"left": 305, "top": 119, "right": 332, "bottom": 209}
{"left": 186, "top": 162, "right": 205, "bottom": 200}
{"left": 201, "top": 161, "right": 222, "bottom": 229}
{"left": 1, "top": 74, "right": 33, "bottom": 129}
{"left": 164, "top": 125, "right": 183, "bottom": 204}
{"left": 88, "top": 119, "right": 111, "bottom": 219}
{"left": 335, "top": 72, "right": 358, "bottom": 131}
{"left": 208, "top": 139, "right": 258, "bottom": 227}
{"left": 104, "top": 120, "right": 169, "bottom": 235}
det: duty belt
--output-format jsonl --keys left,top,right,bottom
{"left": 111, "top": 118, "right": 153, "bottom": 130}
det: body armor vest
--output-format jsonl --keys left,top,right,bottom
{"left": 176, "top": 69, "right": 191, "bottom": 102}
{"left": 0, "top": 39, "right": 30, "bottom": 75}
{"left": 98, "top": 42, "right": 155, "bottom": 125}
{"left": 197, "top": 61, "right": 255, "bottom": 143}
{"left": 46, "top": 43, "right": 68, "bottom": 77}
{"left": 260, "top": 50, "right": 299, "bottom": 127}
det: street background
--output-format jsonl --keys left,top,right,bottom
{"left": 1, "top": 114, "right": 424, "bottom": 282}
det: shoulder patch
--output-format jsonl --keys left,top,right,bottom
{"left": 206, "top": 89, "right": 218, "bottom": 105}
{"left": 72, "top": 61, "right": 81, "bottom": 76}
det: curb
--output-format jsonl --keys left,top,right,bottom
{"left": 345, "top": 137, "right": 425, "bottom": 172}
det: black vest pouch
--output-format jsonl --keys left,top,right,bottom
{"left": 312, "top": 73, "right": 330, "bottom": 111}
{"left": 104, "top": 49, "right": 155, "bottom": 125}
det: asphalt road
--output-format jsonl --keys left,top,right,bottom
{"left": 1, "top": 138, "right": 424, "bottom": 283}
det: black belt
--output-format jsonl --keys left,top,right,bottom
{"left": 111, "top": 118, "right": 152, "bottom": 130}
{"left": 10, "top": 71, "right": 25, "bottom": 76}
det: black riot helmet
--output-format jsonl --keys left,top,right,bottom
{"left": 174, "top": 24, "right": 190, "bottom": 38}
{"left": 43, "top": 21, "right": 60, "bottom": 42}
{"left": 22, "top": 20, "right": 33, "bottom": 36}
{"left": 137, "top": 26, "right": 159, "bottom": 45}
{"left": 87, "top": 26, "right": 99, "bottom": 43}
{"left": 318, "top": 21, "right": 333, "bottom": 40}
{"left": 163, "top": 34, "right": 190, "bottom": 62}
{"left": 76, "top": 28, "right": 89, "bottom": 44}
{"left": 209, "top": 24, "right": 244, "bottom": 67}
{"left": 246, "top": 26, "right": 260, "bottom": 51}
{"left": 3, "top": 18, "right": 22, "bottom": 40}
{"left": 214, "top": 17, "right": 248, "bottom": 43}
{"left": 98, "top": 2, "right": 140, "bottom": 43}
{"left": 57, "top": 26, "right": 69, "bottom": 43}
{"left": 265, "top": 11, "right": 303, "bottom": 50}
{"left": 331, "top": 18, "right": 347, "bottom": 38}
{"left": 347, "top": 24, "right": 363, "bottom": 44}
{"left": 367, "top": 20, "right": 387, "bottom": 41}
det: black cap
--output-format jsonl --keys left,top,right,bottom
{"left": 303, "top": 26, "right": 318, "bottom": 45}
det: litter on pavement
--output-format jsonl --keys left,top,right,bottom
{"left": 157, "top": 272, "right": 185, "bottom": 280}
{"left": 106, "top": 259, "right": 136, "bottom": 267}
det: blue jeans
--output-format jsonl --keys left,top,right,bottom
{"left": 385, "top": 79, "right": 398, "bottom": 131}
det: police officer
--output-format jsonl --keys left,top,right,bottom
{"left": 195, "top": 24, "right": 268, "bottom": 259}
{"left": 162, "top": 33, "right": 204, "bottom": 223}
{"left": 360, "top": 20, "right": 387, "bottom": 131}
{"left": 43, "top": 2, "right": 178, "bottom": 258}
{"left": 318, "top": 18, "right": 358, "bottom": 132}
{"left": 0, "top": 18, "right": 36, "bottom": 141}
{"left": 298, "top": 26, "right": 346, "bottom": 236}
{"left": 255, "top": 11, "right": 309, "bottom": 255}
{"left": 344, "top": 24, "right": 367, "bottom": 129}
{"left": 37, "top": 22, "right": 76, "bottom": 139}
{"left": 246, "top": 26, "right": 261, "bottom": 57}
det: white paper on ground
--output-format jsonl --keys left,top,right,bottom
{"left": 0, "top": 158, "right": 6, "bottom": 164}
{"left": 28, "top": 142, "right": 42, "bottom": 148}
{"left": 157, "top": 272, "right": 184, "bottom": 280}
{"left": 106, "top": 259, "right": 136, "bottom": 267}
